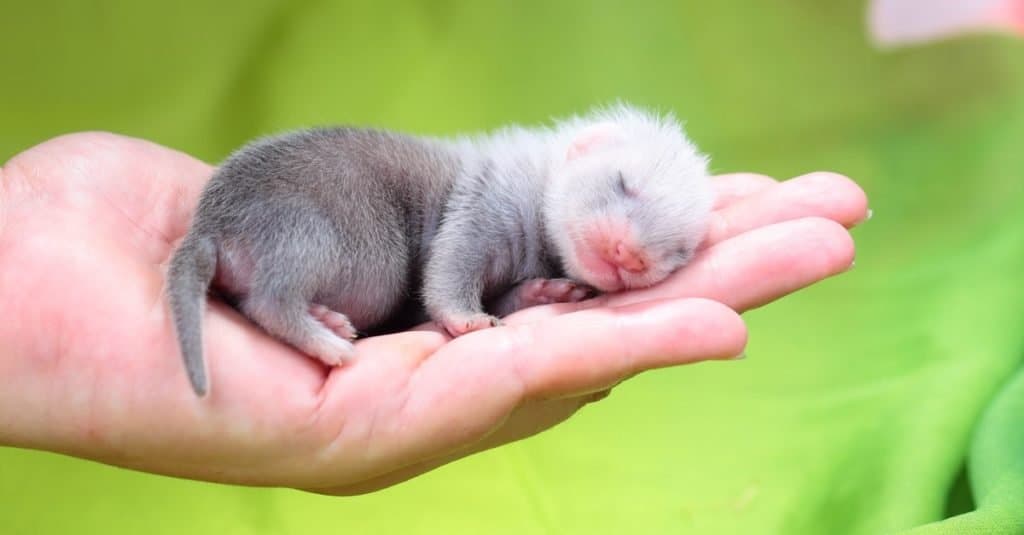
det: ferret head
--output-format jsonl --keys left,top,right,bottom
{"left": 545, "top": 105, "right": 714, "bottom": 292}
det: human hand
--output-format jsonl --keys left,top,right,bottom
{"left": 0, "top": 132, "right": 866, "bottom": 494}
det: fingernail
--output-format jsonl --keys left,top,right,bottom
{"left": 867, "top": 209, "right": 873, "bottom": 220}
{"left": 729, "top": 351, "right": 747, "bottom": 361}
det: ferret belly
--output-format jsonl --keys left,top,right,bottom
{"left": 210, "top": 237, "right": 412, "bottom": 331}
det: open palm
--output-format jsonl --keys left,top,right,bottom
{"left": 0, "top": 132, "right": 866, "bottom": 493}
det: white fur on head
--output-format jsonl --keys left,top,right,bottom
{"left": 543, "top": 102, "right": 714, "bottom": 291}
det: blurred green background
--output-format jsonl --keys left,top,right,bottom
{"left": 2, "top": 1, "right": 1023, "bottom": 533}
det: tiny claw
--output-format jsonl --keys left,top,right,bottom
{"left": 440, "top": 313, "right": 503, "bottom": 337}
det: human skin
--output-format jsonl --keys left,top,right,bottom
{"left": 0, "top": 132, "right": 867, "bottom": 494}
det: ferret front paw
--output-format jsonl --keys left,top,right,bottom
{"left": 439, "top": 313, "right": 503, "bottom": 338}
{"left": 300, "top": 330, "right": 356, "bottom": 366}
{"left": 517, "top": 278, "right": 595, "bottom": 307}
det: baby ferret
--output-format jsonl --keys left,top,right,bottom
{"left": 168, "top": 103, "right": 714, "bottom": 396}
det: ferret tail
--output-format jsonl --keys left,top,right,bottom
{"left": 167, "top": 233, "right": 218, "bottom": 397}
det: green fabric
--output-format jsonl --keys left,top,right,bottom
{"left": 907, "top": 368, "right": 1024, "bottom": 534}
{"left": 2, "top": 2, "right": 1023, "bottom": 533}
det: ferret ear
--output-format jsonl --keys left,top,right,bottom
{"left": 566, "top": 122, "right": 620, "bottom": 162}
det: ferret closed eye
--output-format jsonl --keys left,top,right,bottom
{"left": 615, "top": 172, "right": 638, "bottom": 198}
{"left": 167, "top": 103, "right": 714, "bottom": 396}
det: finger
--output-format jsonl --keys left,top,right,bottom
{"left": 503, "top": 298, "right": 747, "bottom": 399}
{"left": 615, "top": 217, "right": 855, "bottom": 311}
{"left": 704, "top": 171, "right": 868, "bottom": 248}
{"left": 506, "top": 216, "right": 855, "bottom": 324}
{"left": 413, "top": 298, "right": 745, "bottom": 418}
{"left": 712, "top": 173, "right": 778, "bottom": 209}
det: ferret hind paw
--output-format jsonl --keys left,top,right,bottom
{"left": 309, "top": 303, "right": 358, "bottom": 340}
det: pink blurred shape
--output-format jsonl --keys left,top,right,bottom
{"left": 868, "top": 0, "right": 1024, "bottom": 47}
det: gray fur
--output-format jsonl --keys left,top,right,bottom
{"left": 168, "top": 128, "right": 461, "bottom": 396}
{"left": 168, "top": 104, "right": 713, "bottom": 396}
{"left": 167, "top": 235, "right": 217, "bottom": 395}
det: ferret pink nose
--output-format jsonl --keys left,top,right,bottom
{"left": 610, "top": 242, "right": 647, "bottom": 273}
